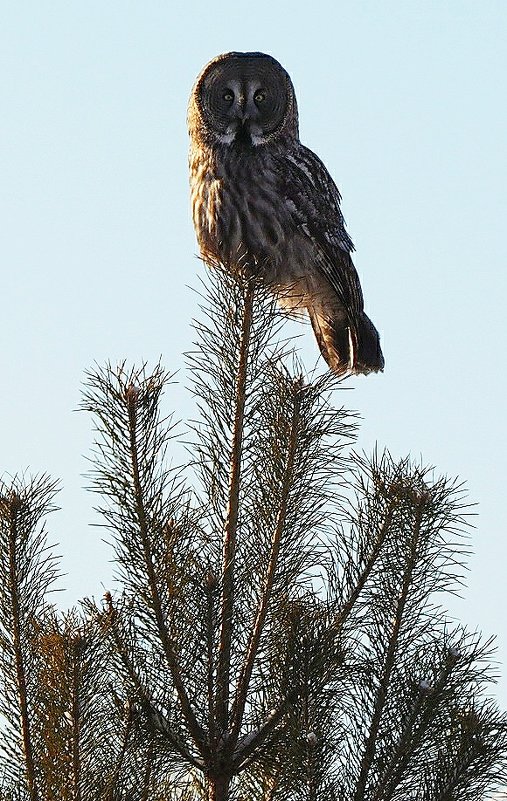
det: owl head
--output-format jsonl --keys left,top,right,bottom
{"left": 188, "top": 52, "right": 299, "bottom": 147}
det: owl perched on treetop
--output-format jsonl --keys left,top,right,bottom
{"left": 188, "top": 52, "right": 384, "bottom": 376}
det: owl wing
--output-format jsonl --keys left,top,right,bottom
{"left": 278, "top": 144, "right": 365, "bottom": 317}
{"left": 271, "top": 143, "right": 383, "bottom": 375}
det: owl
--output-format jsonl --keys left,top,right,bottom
{"left": 188, "top": 52, "right": 384, "bottom": 376}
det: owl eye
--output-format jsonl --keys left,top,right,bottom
{"left": 254, "top": 90, "right": 266, "bottom": 104}
{"left": 222, "top": 90, "right": 234, "bottom": 103}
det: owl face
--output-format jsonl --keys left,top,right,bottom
{"left": 189, "top": 52, "right": 299, "bottom": 146}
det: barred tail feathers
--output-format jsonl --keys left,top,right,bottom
{"left": 309, "top": 308, "right": 384, "bottom": 376}
{"left": 355, "top": 312, "right": 385, "bottom": 374}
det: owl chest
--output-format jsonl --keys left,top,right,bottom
{"left": 191, "top": 150, "right": 291, "bottom": 269}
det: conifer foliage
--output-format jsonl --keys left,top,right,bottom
{"left": 0, "top": 269, "right": 506, "bottom": 800}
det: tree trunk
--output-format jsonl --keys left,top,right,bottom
{"left": 209, "top": 774, "right": 230, "bottom": 801}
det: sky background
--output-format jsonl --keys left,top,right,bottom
{"left": 1, "top": 0, "right": 506, "bottom": 709}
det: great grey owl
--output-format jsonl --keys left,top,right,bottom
{"left": 188, "top": 52, "right": 384, "bottom": 376}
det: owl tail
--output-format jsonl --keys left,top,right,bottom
{"left": 309, "top": 309, "right": 384, "bottom": 377}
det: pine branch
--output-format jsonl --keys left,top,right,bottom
{"left": 101, "top": 697, "right": 134, "bottom": 801}
{"left": 216, "top": 279, "right": 255, "bottom": 734}
{"left": 0, "top": 476, "right": 59, "bottom": 801}
{"left": 69, "top": 634, "right": 82, "bottom": 801}
{"left": 353, "top": 498, "right": 424, "bottom": 800}
{"left": 229, "top": 376, "right": 302, "bottom": 746}
{"left": 371, "top": 650, "right": 458, "bottom": 801}
{"left": 232, "top": 694, "right": 298, "bottom": 773}
{"left": 97, "top": 592, "right": 204, "bottom": 772}
{"left": 205, "top": 570, "right": 218, "bottom": 750}
{"left": 4, "top": 267, "right": 496, "bottom": 800}
{"left": 140, "top": 744, "right": 155, "bottom": 801}
{"left": 431, "top": 701, "right": 507, "bottom": 801}
{"left": 5, "top": 494, "right": 38, "bottom": 801}
{"left": 124, "top": 386, "right": 207, "bottom": 757}
{"left": 333, "top": 495, "right": 396, "bottom": 631}
{"left": 144, "top": 703, "right": 206, "bottom": 771}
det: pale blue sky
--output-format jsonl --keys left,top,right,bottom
{"left": 1, "top": 1, "right": 506, "bottom": 702}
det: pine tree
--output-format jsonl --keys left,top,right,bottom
{"left": 0, "top": 268, "right": 506, "bottom": 800}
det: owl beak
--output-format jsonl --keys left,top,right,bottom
{"left": 234, "top": 98, "right": 254, "bottom": 142}
{"left": 238, "top": 106, "right": 249, "bottom": 124}
{"left": 236, "top": 112, "right": 251, "bottom": 137}
{"left": 237, "top": 95, "right": 250, "bottom": 124}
